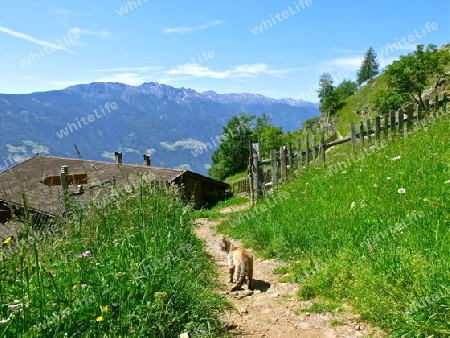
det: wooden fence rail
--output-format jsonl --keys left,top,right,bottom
{"left": 237, "top": 94, "right": 449, "bottom": 200}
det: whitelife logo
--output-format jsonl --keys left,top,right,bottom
{"left": 56, "top": 102, "right": 118, "bottom": 139}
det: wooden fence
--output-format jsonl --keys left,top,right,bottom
{"left": 232, "top": 94, "right": 449, "bottom": 198}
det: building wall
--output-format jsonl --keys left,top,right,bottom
{"left": 180, "top": 175, "right": 227, "bottom": 207}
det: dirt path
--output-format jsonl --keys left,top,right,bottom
{"left": 195, "top": 216, "right": 384, "bottom": 338}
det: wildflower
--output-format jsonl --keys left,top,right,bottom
{"left": 77, "top": 250, "right": 91, "bottom": 258}
{"left": 0, "top": 318, "right": 10, "bottom": 325}
{"left": 373, "top": 184, "right": 378, "bottom": 188}
{"left": 96, "top": 316, "right": 104, "bottom": 322}
{"left": 154, "top": 292, "right": 168, "bottom": 301}
{"left": 391, "top": 156, "right": 401, "bottom": 161}
{"left": 342, "top": 171, "right": 347, "bottom": 174}
{"left": 81, "top": 284, "right": 87, "bottom": 288}
{"left": 387, "top": 177, "right": 391, "bottom": 180}
{"left": 7, "top": 304, "right": 21, "bottom": 313}
{"left": 2, "top": 237, "right": 11, "bottom": 244}
{"left": 115, "top": 272, "right": 126, "bottom": 278}
{"left": 112, "top": 239, "right": 119, "bottom": 244}
{"left": 445, "top": 180, "right": 450, "bottom": 184}
{"left": 101, "top": 305, "right": 108, "bottom": 313}
{"left": 398, "top": 188, "right": 406, "bottom": 194}
{"left": 350, "top": 201, "right": 356, "bottom": 210}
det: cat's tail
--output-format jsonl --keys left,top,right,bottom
{"left": 230, "top": 258, "right": 251, "bottom": 292}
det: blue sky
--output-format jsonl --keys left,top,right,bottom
{"left": 0, "top": 0, "right": 448, "bottom": 102}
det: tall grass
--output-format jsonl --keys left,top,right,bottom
{"left": 219, "top": 113, "right": 450, "bottom": 337}
{"left": 0, "top": 180, "right": 227, "bottom": 337}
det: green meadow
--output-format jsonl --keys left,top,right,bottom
{"left": 1, "top": 182, "right": 227, "bottom": 337}
{"left": 218, "top": 111, "right": 450, "bottom": 337}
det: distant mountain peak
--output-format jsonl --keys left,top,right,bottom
{"left": 62, "top": 82, "right": 318, "bottom": 107}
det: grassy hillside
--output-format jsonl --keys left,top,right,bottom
{"left": 218, "top": 110, "right": 450, "bottom": 336}
{"left": 0, "top": 183, "right": 227, "bottom": 337}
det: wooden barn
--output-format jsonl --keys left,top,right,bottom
{"left": 0, "top": 153, "right": 230, "bottom": 225}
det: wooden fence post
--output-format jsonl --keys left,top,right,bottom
{"left": 280, "top": 146, "right": 287, "bottom": 183}
{"left": 305, "top": 134, "right": 310, "bottom": 170}
{"left": 351, "top": 122, "right": 356, "bottom": 150}
{"left": 252, "top": 143, "right": 261, "bottom": 202}
{"left": 399, "top": 108, "right": 404, "bottom": 136}
{"left": 407, "top": 104, "right": 414, "bottom": 132}
{"left": 367, "top": 119, "right": 372, "bottom": 146}
{"left": 320, "top": 131, "right": 326, "bottom": 164}
{"left": 270, "top": 149, "right": 277, "bottom": 187}
{"left": 297, "top": 138, "right": 302, "bottom": 174}
{"left": 60, "top": 165, "right": 69, "bottom": 215}
{"left": 375, "top": 116, "right": 381, "bottom": 146}
{"left": 359, "top": 121, "right": 364, "bottom": 149}
{"left": 60, "top": 165, "right": 69, "bottom": 193}
{"left": 418, "top": 103, "right": 423, "bottom": 122}
{"left": 287, "top": 142, "right": 293, "bottom": 177}
{"left": 312, "top": 134, "right": 317, "bottom": 167}
{"left": 384, "top": 113, "right": 389, "bottom": 139}
{"left": 390, "top": 110, "right": 396, "bottom": 136}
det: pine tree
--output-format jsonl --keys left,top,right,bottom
{"left": 357, "top": 47, "right": 380, "bottom": 85}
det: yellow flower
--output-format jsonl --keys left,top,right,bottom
{"left": 101, "top": 305, "right": 108, "bottom": 313}
{"left": 2, "top": 237, "right": 11, "bottom": 244}
{"left": 96, "top": 316, "right": 104, "bottom": 322}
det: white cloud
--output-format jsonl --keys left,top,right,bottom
{"left": 0, "top": 25, "right": 76, "bottom": 54}
{"left": 69, "top": 27, "right": 111, "bottom": 39}
{"left": 95, "top": 73, "right": 154, "bottom": 85}
{"left": 51, "top": 62, "right": 299, "bottom": 90}
{"left": 88, "top": 66, "right": 161, "bottom": 73}
{"left": 164, "top": 20, "right": 223, "bottom": 34}
{"left": 166, "top": 63, "right": 297, "bottom": 79}
{"left": 323, "top": 56, "right": 363, "bottom": 71}
{"left": 177, "top": 164, "right": 192, "bottom": 171}
{"left": 160, "top": 139, "right": 206, "bottom": 151}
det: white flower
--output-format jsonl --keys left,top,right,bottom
{"left": 397, "top": 188, "right": 406, "bottom": 194}
{"left": 7, "top": 304, "right": 21, "bottom": 312}
{"left": 0, "top": 318, "right": 10, "bottom": 325}
{"left": 374, "top": 184, "right": 378, "bottom": 188}
{"left": 350, "top": 201, "right": 356, "bottom": 210}
{"left": 342, "top": 171, "right": 347, "bottom": 174}
{"left": 391, "top": 156, "right": 401, "bottom": 161}
{"left": 387, "top": 177, "right": 391, "bottom": 180}
{"left": 445, "top": 180, "right": 450, "bottom": 184}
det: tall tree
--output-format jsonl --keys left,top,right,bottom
{"left": 384, "top": 44, "right": 450, "bottom": 111}
{"left": 357, "top": 47, "right": 380, "bottom": 85}
{"left": 209, "top": 114, "right": 254, "bottom": 180}
{"left": 335, "top": 79, "right": 359, "bottom": 101}
{"left": 258, "top": 125, "right": 283, "bottom": 158}
{"left": 370, "top": 88, "right": 409, "bottom": 114}
{"left": 317, "top": 73, "right": 339, "bottom": 116}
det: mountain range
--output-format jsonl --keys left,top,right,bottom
{"left": 0, "top": 82, "right": 319, "bottom": 176}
